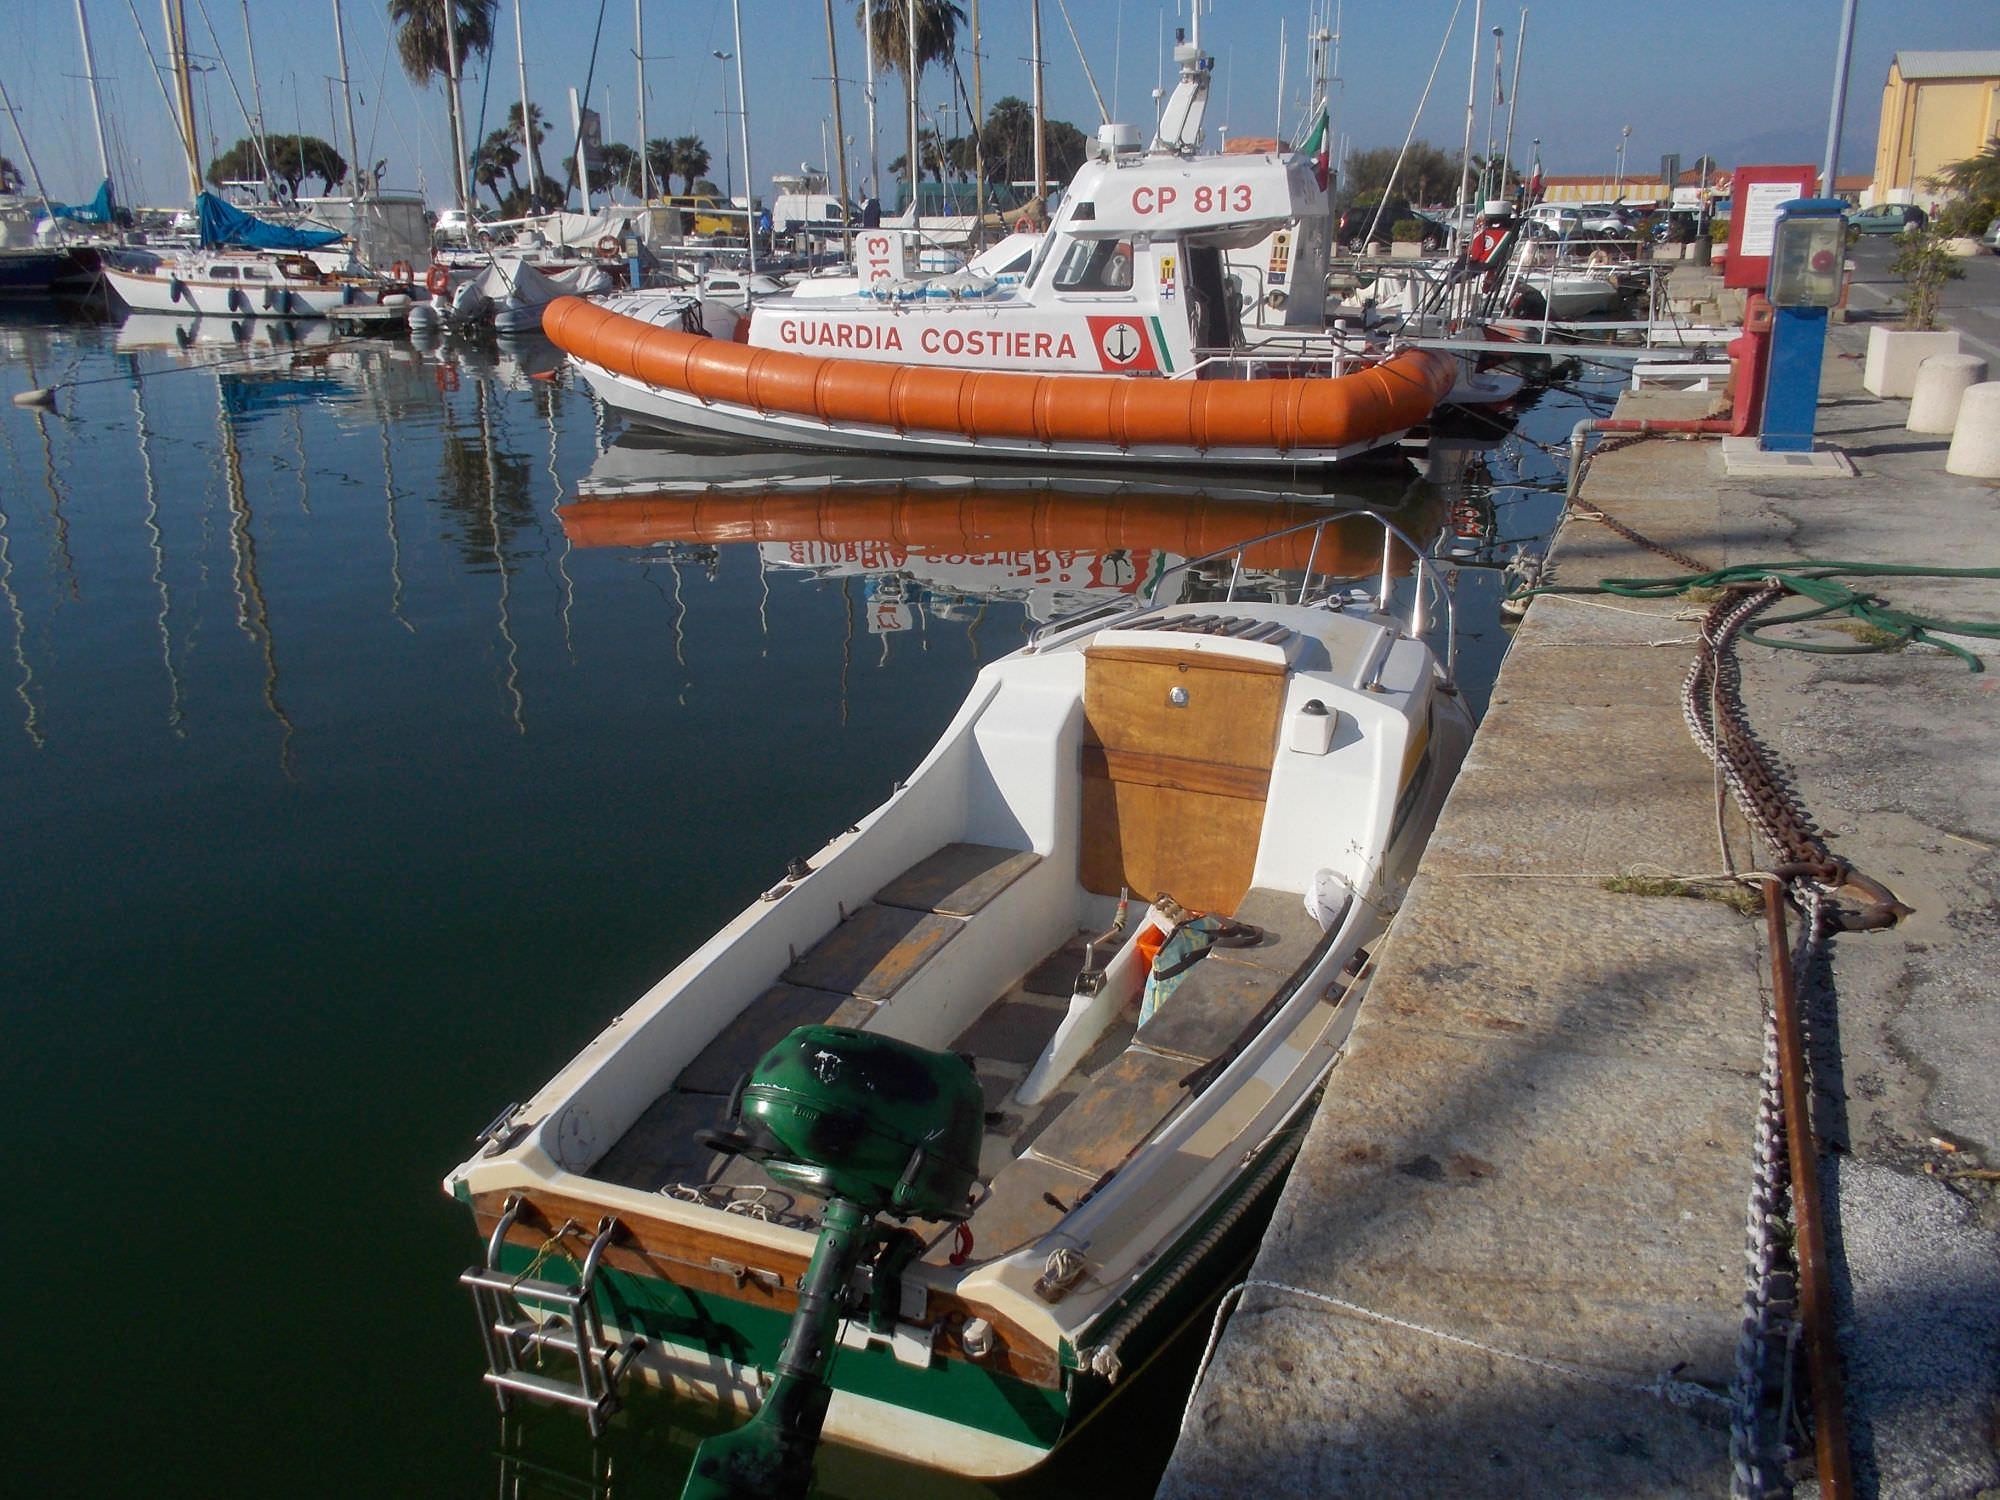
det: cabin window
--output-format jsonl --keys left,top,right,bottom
{"left": 210, "top": 266, "right": 239, "bottom": 280}
{"left": 1054, "top": 239, "right": 1135, "bottom": 292}
{"left": 241, "top": 267, "right": 268, "bottom": 280}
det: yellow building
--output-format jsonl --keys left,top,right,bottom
{"left": 1872, "top": 50, "right": 2000, "bottom": 204}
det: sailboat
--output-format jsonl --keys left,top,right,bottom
{"left": 99, "top": 0, "right": 417, "bottom": 322}
{"left": 101, "top": 195, "right": 417, "bottom": 321}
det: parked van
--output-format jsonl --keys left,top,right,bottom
{"left": 659, "top": 194, "right": 743, "bottom": 236}
{"left": 772, "top": 192, "right": 853, "bottom": 236}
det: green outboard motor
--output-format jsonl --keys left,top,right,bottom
{"left": 680, "top": 1026, "right": 982, "bottom": 1500}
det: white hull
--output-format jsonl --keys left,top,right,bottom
{"left": 1520, "top": 272, "right": 1624, "bottom": 319}
{"left": 102, "top": 261, "right": 406, "bottom": 320}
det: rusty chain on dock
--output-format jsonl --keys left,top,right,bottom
{"left": 1564, "top": 430, "right": 1716, "bottom": 575}
{"left": 1558, "top": 438, "right": 1898, "bottom": 1499}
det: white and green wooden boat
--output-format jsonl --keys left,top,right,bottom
{"left": 445, "top": 512, "right": 1473, "bottom": 1489}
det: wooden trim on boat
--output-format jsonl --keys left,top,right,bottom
{"left": 472, "top": 1189, "right": 1065, "bottom": 1388}
{"left": 544, "top": 296, "right": 1458, "bottom": 453}
{"left": 1081, "top": 745, "right": 1272, "bottom": 802}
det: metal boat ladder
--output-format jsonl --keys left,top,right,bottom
{"left": 460, "top": 1196, "right": 647, "bottom": 1437}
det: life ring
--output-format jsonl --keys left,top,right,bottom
{"left": 1586, "top": 249, "right": 1612, "bottom": 268}
{"left": 425, "top": 263, "right": 450, "bottom": 297}
{"left": 390, "top": 260, "right": 412, "bottom": 282}
{"left": 1014, "top": 215, "right": 1034, "bottom": 234}
{"left": 597, "top": 235, "right": 621, "bottom": 256}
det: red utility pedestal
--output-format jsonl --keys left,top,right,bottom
{"left": 1731, "top": 294, "right": 1775, "bottom": 437}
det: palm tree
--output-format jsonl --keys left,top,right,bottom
{"left": 596, "top": 143, "right": 639, "bottom": 197}
{"left": 472, "top": 128, "right": 519, "bottom": 208}
{"left": 856, "top": 0, "right": 963, "bottom": 211}
{"left": 0, "top": 156, "right": 21, "bottom": 194}
{"left": 502, "top": 100, "right": 548, "bottom": 201}
{"left": 661, "top": 135, "right": 710, "bottom": 195}
{"left": 387, "top": 0, "right": 498, "bottom": 205}
{"left": 1933, "top": 134, "right": 2000, "bottom": 204}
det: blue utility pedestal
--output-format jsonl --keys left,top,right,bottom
{"left": 1759, "top": 198, "right": 1848, "bottom": 453}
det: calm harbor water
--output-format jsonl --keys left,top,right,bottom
{"left": 1, "top": 307, "right": 1597, "bottom": 1497}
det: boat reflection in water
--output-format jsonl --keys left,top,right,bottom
{"left": 564, "top": 435, "right": 1446, "bottom": 637}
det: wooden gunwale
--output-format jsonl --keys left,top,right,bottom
{"left": 471, "top": 1188, "right": 1065, "bottom": 1388}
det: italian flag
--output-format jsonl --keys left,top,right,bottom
{"left": 1298, "top": 108, "right": 1330, "bottom": 192}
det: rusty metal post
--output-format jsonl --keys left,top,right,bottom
{"left": 1764, "top": 879, "right": 1853, "bottom": 1499}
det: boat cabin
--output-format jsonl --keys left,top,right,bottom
{"left": 750, "top": 138, "right": 1332, "bottom": 379}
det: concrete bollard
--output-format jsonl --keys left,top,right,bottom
{"left": 1909, "top": 353, "right": 1988, "bottom": 434}
{"left": 1946, "top": 382, "right": 2000, "bottom": 478}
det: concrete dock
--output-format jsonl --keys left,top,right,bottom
{"left": 1159, "top": 250, "right": 2000, "bottom": 1497}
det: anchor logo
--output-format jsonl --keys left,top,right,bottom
{"left": 1087, "top": 315, "right": 1159, "bottom": 373}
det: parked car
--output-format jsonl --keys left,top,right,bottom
{"left": 1650, "top": 207, "right": 1704, "bottom": 243}
{"left": 1524, "top": 201, "right": 1634, "bottom": 239}
{"left": 1984, "top": 217, "right": 2000, "bottom": 254}
{"left": 1337, "top": 200, "right": 1446, "bottom": 251}
{"left": 1849, "top": 203, "right": 1927, "bottom": 234}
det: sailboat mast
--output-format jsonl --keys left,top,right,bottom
{"left": 163, "top": 0, "right": 203, "bottom": 199}
{"left": 441, "top": 0, "right": 471, "bottom": 216}
{"left": 331, "top": 0, "right": 362, "bottom": 202}
{"left": 861, "top": 0, "right": 878, "bottom": 200}
{"left": 241, "top": 0, "right": 274, "bottom": 195}
{"left": 74, "top": 0, "right": 114, "bottom": 185}
{"left": 970, "top": 0, "right": 984, "bottom": 244}
{"left": 1029, "top": 0, "right": 1045, "bottom": 215}
{"left": 1456, "top": 0, "right": 1482, "bottom": 242}
{"left": 904, "top": 0, "right": 918, "bottom": 225}
{"left": 513, "top": 0, "right": 538, "bottom": 205}
{"left": 634, "top": 0, "right": 648, "bottom": 203}
{"left": 1275, "top": 18, "right": 1286, "bottom": 142}
{"left": 821, "top": 0, "right": 852, "bottom": 256}
{"left": 730, "top": 0, "right": 754, "bottom": 275}
{"left": 1500, "top": 6, "right": 1526, "bottom": 200}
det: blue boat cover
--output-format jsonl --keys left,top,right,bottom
{"left": 196, "top": 192, "right": 344, "bottom": 250}
{"left": 46, "top": 179, "right": 117, "bottom": 223}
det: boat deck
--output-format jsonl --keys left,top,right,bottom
{"left": 589, "top": 842, "right": 1326, "bottom": 1262}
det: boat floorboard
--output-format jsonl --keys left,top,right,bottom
{"left": 944, "top": 887, "right": 1320, "bottom": 1264}
{"left": 586, "top": 877, "right": 1322, "bottom": 1261}
{"left": 874, "top": 843, "right": 1041, "bottom": 917}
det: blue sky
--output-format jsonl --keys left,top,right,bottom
{"left": 1, "top": 0, "right": 1993, "bottom": 209}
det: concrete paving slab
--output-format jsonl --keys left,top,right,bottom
{"left": 1423, "top": 705, "right": 1741, "bottom": 880}
{"left": 1367, "top": 881, "right": 1764, "bottom": 1068}
{"left": 1718, "top": 436, "right": 1858, "bottom": 479}
{"left": 1165, "top": 1304, "right": 1729, "bottom": 1500}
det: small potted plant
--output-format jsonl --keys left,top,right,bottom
{"left": 1390, "top": 218, "right": 1425, "bottom": 258}
{"left": 1863, "top": 222, "right": 1964, "bottom": 397}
